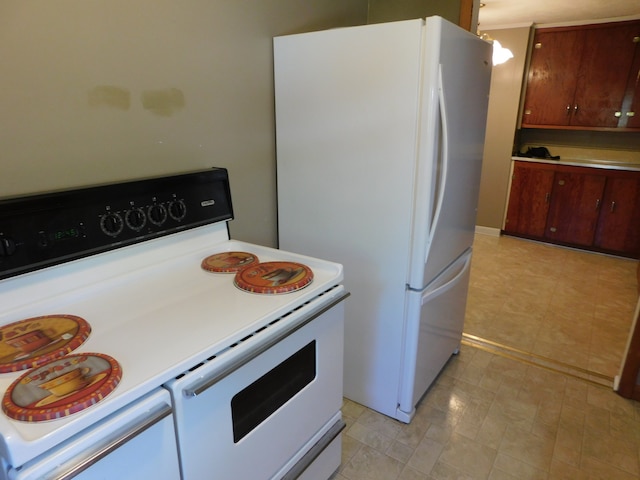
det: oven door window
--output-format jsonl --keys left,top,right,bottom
{"left": 231, "top": 340, "right": 316, "bottom": 443}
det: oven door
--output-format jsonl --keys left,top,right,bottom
{"left": 166, "top": 290, "right": 347, "bottom": 480}
{"left": 7, "top": 389, "right": 180, "bottom": 480}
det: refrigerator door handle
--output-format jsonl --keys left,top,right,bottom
{"left": 420, "top": 252, "right": 471, "bottom": 305}
{"left": 426, "top": 65, "right": 449, "bottom": 259}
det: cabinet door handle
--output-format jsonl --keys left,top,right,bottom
{"left": 545, "top": 192, "right": 550, "bottom": 203}
{"left": 611, "top": 201, "right": 616, "bottom": 212}
{"left": 595, "top": 198, "right": 600, "bottom": 210}
{"left": 566, "top": 105, "right": 571, "bottom": 115}
{"left": 574, "top": 104, "right": 579, "bottom": 113}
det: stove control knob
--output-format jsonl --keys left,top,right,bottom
{"left": 168, "top": 199, "right": 187, "bottom": 221}
{"left": 100, "top": 212, "right": 124, "bottom": 237}
{"left": 0, "top": 237, "right": 16, "bottom": 257}
{"left": 148, "top": 204, "right": 168, "bottom": 226}
{"left": 125, "top": 207, "right": 147, "bottom": 231}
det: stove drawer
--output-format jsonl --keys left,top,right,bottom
{"left": 166, "top": 292, "right": 346, "bottom": 480}
{"left": 8, "top": 389, "right": 180, "bottom": 480}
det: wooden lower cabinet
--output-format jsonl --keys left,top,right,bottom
{"left": 504, "top": 162, "right": 555, "bottom": 237}
{"left": 594, "top": 174, "right": 640, "bottom": 256}
{"left": 545, "top": 171, "right": 606, "bottom": 246}
{"left": 504, "top": 161, "right": 640, "bottom": 258}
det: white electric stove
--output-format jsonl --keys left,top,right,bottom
{"left": 0, "top": 169, "right": 347, "bottom": 480}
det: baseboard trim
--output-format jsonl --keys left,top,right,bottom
{"left": 474, "top": 226, "right": 501, "bottom": 237}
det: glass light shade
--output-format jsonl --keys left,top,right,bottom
{"left": 492, "top": 40, "right": 514, "bottom": 66}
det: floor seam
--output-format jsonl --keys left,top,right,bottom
{"left": 461, "top": 333, "right": 615, "bottom": 389}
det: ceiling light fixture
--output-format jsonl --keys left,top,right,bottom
{"left": 480, "top": 33, "right": 514, "bottom": 66}
{"left": 492, "top": 39, "right": 514, "bottom": 65}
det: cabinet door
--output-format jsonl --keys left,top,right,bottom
{"left": 545, "top": 172, "right": 606, "bottom": 246}
{"left": 521, "top": 29, "right": 583, "bottom": 127}
{"left": 504, "top": 162, "right": 555, "bottom": 237}
{"left": 572, "top": 22, "right": 640, "bottom": 128}
{"left": 619, "top": 32, "right": 640, "bottom": 129}
{"left": 627, "top": 92, "right": 640, "bottom": 129}
{"left": 594, "top": 174, "right": 640, "bottom": 256}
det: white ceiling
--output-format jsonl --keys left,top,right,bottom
{"left": 478, "top": 0, "right": 640, "bottom": 28}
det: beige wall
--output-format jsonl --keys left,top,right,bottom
{"left": 1, "top": 0, "right": 522, "bottom": 245}
{"left": 0, "top": 1, "right": 367, "bottom": 247}
{"left": 476, "top": 25, "right": 532, "bottom": 230}
{"left": 368, "top": 0, "right": 462, "bottom": 25}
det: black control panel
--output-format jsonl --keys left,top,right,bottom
{"left": 0, "top": 168, "right": 233, "bottom": 280}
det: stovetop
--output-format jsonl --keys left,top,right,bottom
{"left": 0, "top": 223, "right": 344, "bottom": 467}
{"left": 0, "top": 168, "right": 344, "bottom": 469}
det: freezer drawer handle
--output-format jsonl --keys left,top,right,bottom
{"left": 420, "top": 254, "right": 472, "bottom": 305}
{"left": 281, "top": 419, "right": 346, "bottom": 480}
{"left": 48, "top": 403, "right": 172, "bottom": 480}
{"left": 182, "top": 292, "right": 350, "bottom": 398}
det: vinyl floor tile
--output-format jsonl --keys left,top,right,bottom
{"left": 335, "top": 234, "right": 640, "bottom": 480}
{"left": 336, "top": 344, "right": 640, "bottom": 479}
{"left": 465, "top": 234, "right": 639, "bottom": 379}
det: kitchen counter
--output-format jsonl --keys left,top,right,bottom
{"left": 512, "top": 156, "right": 640, "bottom": 172}
{"left": 505, "top": 157, "right": 640, "bottom": 258}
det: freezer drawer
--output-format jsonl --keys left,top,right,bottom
{"left": 398, "top": 250, "right": 472, "bottom": 420}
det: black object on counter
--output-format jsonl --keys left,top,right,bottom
{"left": 518, "top": 147, "right": 560, "bottom": 160}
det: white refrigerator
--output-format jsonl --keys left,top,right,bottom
{"left": 274, "top": 16, "right": 492, "bottom": 422}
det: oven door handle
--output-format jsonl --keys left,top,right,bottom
{"left": 182, "top": 291, "right": 350, "bottom": 398}
{"left": 49, "top": 403, "right": 172, "bottom": 480}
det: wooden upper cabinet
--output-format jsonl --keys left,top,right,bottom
{"left": 522, "top": 29, "right": 584, "bottom": 126}
{"left": 620, "top": 38, "right": 640, "bottom": 129}
{"left": 522, "top": 20, "right": 640, "bottom": 130}
{"left": 573, "top": 22, "right": 640, "bottom": 127}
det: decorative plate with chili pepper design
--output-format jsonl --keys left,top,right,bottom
{"left": 0, "top": 315, "right": 91, "bottom": 373}
{"left": 2, "top": 353, "right": 122, "bottom": 422}
{"left": 201, "top": 251, "right": 259, "bottom": 273}
{"left": 234, "top": 261, "right": 313, "bottom": 294}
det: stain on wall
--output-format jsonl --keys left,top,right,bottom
{"left": 141, "top": 88, "right": 185, "bottom": 117}
{"left": 88, "top": 86, "right": 131, "bottom": 110}
{"left": 2, "top": 1, "right": 367, "bottom": 247}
